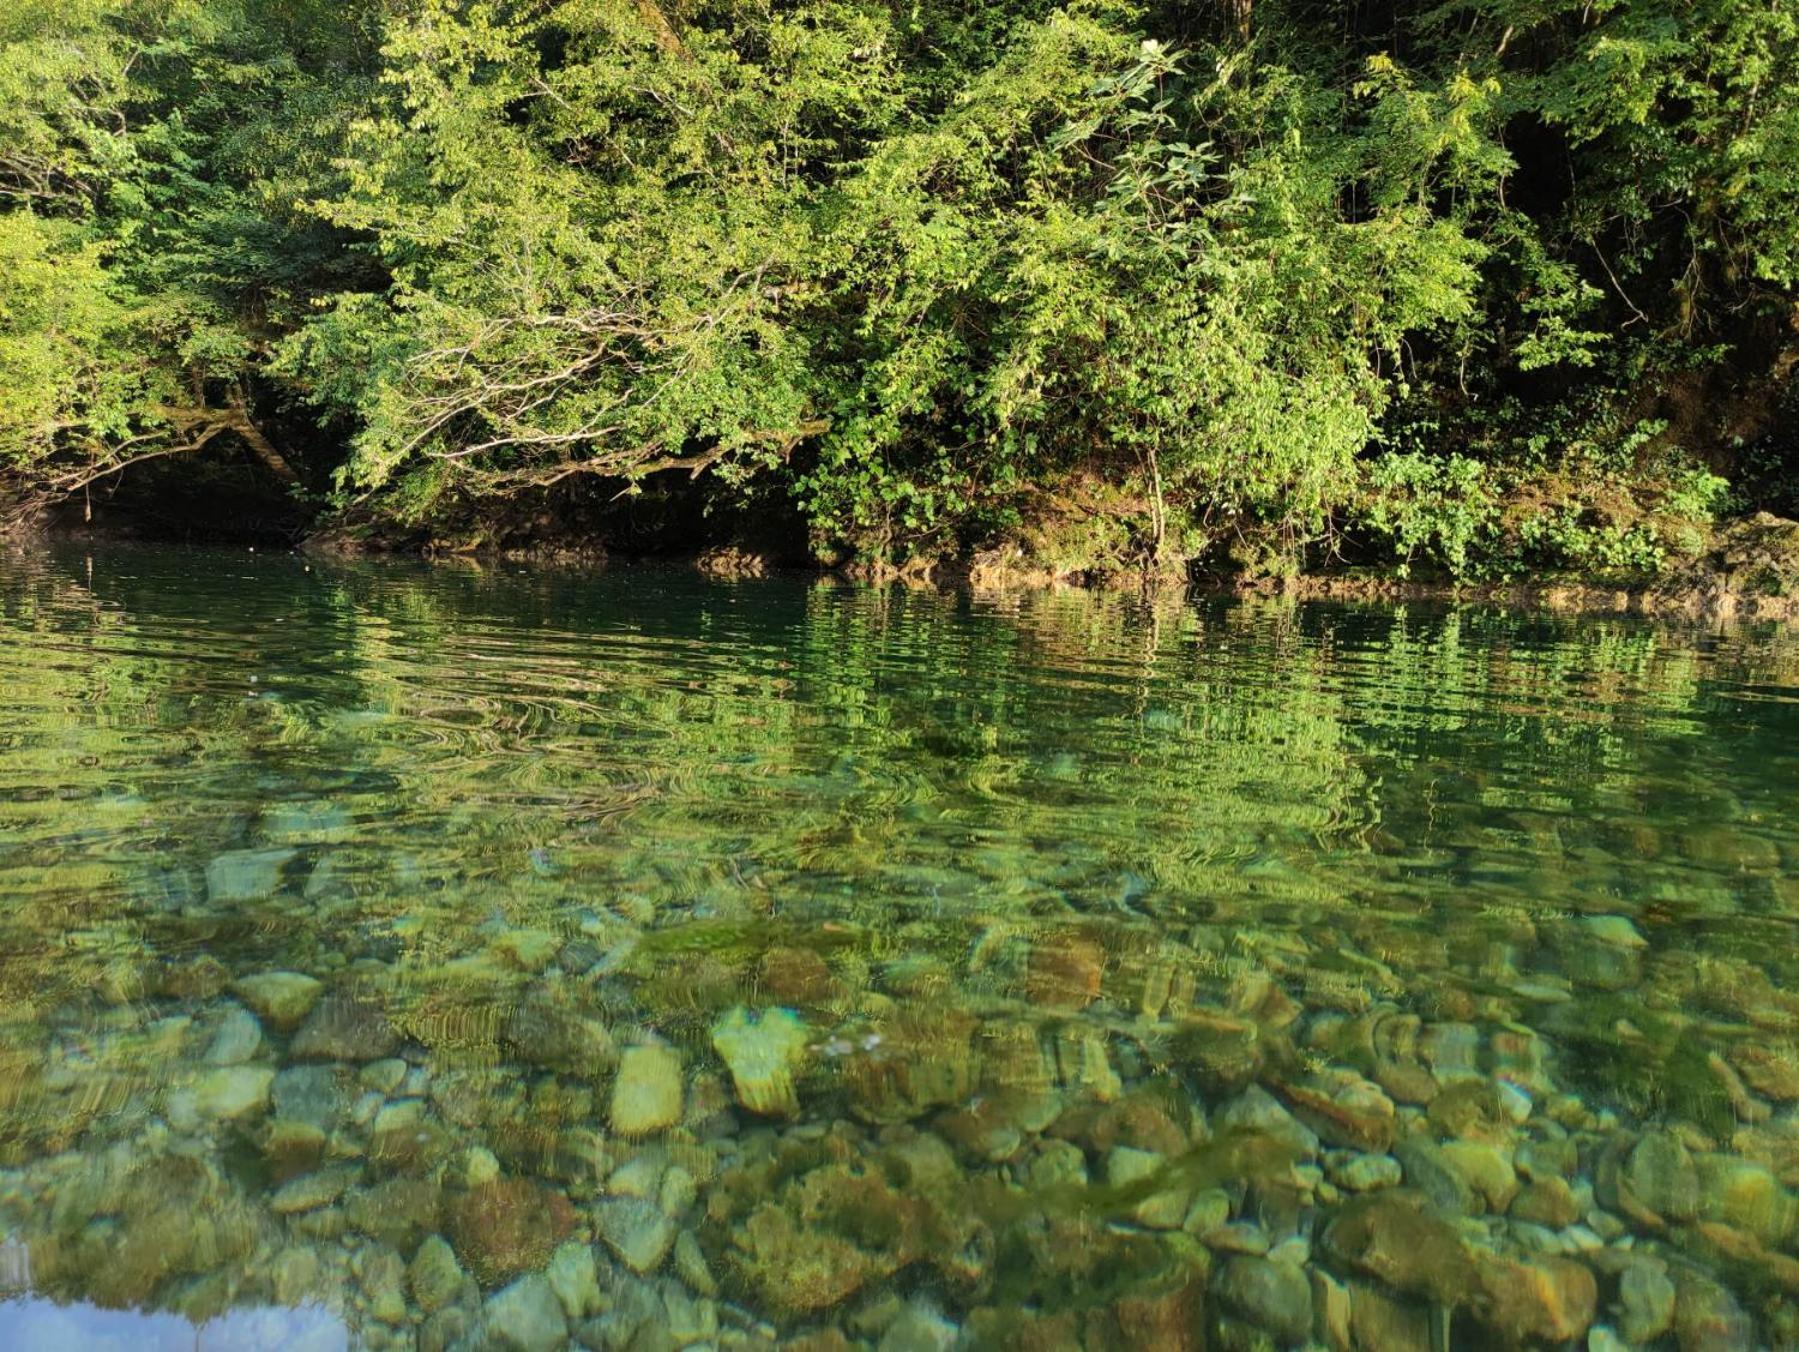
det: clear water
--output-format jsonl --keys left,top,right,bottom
{"left": 1, "top": 544, "right": 1797, "bottom": 1351}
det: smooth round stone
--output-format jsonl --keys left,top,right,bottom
{"left": 191, "top": 1065, "right": 275, "bottom": 1121}
{"left": 232, "top": 971, "right": 323, "bottom": 1030}
{"left": 877, "top": 1300, "right": 959, "bottom": 1352}
{"left": 1213, "top": 1255, "right": 1312, "bottom": 1346}
{"left": 205, "top": 1004, "right": 264, "bottom": 1065}
{"left": 483, "top": 1273, "right": 569, "bottom": 1352}
{"left": 546, "top": 1242, "right": 602, "bottom": 1319}
{"left": 595, "top": 1196, "right": 675, "bottom": 1274}
{"left": 271, "top": 1165, "right": 359, "bottom": 1214}
{"left": 1329, "top": 1152, "right": 1402, "bottom": 1191}
{"left": 610, "top": 1045, "right": 684, "bottom": 1136}
{"left": 1618, "top": 1263, "right": 1676, "bottom": 1344}
{"left": 410, "top": 1236, "right": 467, "bottom": 1315}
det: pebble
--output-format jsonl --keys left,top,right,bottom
{"left": 876, "top": 1300, "right": 959, "bottom": 1352}
{"left": 190, "top": 1065, "right": 275, "bottom": 1121}
{"left": 610, "top": 1045, "right": 685, "bottom": 1137}
{"left": 484, "top": 1273, "right": 570, "bottom": 1352}
{"left": 1213, "top": 1255, "right": 1312, "bottom": 1346}
{"left": 596, "top": 1196, "right": 676, "bottom": 1274}
{"left": 1329, "top": 1152, "right": 1402, "bottom": 1191}
{"left": 547, "top": 1242, "right": 603, "bottom": 1319}
{"left": 1618, "top": 1262, "right": 1676, "bottom": 1345}
{"left": 271, "top": 1165, "right": 359, "bottom": 1214}
{"left": 205, "top": 1004, "right": 264, "bottom": 1065}
{"left": 410, "top": 1235, "right": 467, "bottom": 1315}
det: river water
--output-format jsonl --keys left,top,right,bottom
{"left": 1, "top": 545, "right": 1797, "bottom": 1350}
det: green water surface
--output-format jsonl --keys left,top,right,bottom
{"left": 1, "top": 545, "right": 1797, "bottom": 1351}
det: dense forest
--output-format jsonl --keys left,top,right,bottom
{"left": 2, "top": 0, "right": 1796, "bottom": 579}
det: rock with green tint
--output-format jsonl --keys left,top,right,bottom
{"left": 711, "top": 1006, "right": 810, "bottom": 1117}
{"left": 191, "top": 1065, "right": 275, "bottom": 1121}
{"left": 204, "top": 1003, "right": 263, "bottom": 1065}
{"left": 595, "top": 1196, "right": 675, "bottom": 1274}
{"left": 1618, "top": 1262, "right": 1676, "bottom": 1345}
{"left": 410, "top": 1235, "right": 468, "bottom": 1314}
{"left": 1621, "top": 1131, "right": 1700, "bottom": 1223}
{"left": 232, "top": 971, "right": 323, "bottom": 1030}
{"left": 205, "top": 848, "right": 295, "bottom": 902}
{"left": 483, "top": 1273, "right": 569, "bottom": 1352}
{"left": 1213, "top": 1255, "right": 1313, "bottom": 1346}
{"left": 494, "top": 928, "right": 561, "bottom": 973}
{"left": 546, "top": 1241, "right": 602, "bottom": 1319}
{"left": 609, "top": 1044, "right": 683, "bottom": 1136}
{"left": 262, "top": 800, "right": 355, "bottom": 845}
{"left": 271, "top": 1165, "right": 359, "bottom": 1214}
{"left": 291, "top": 991, "right": 397, "bottom": 1062}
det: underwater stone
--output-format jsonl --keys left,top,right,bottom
{"left": 673, "top": 1230, "right": 717, "bottom": 1297}
{"left": 610, "top": 1045, "right": 684, "bottom": 1136}
{"left": 1394, "top": 1135, "right": 1480, "bottom": 1216}
{"left": 1473, "top": 1254, "right": 1596, "bottom": 1346}
{"left": 1437, "top": 1141, "right": 1518, "bottom": 1213}
{"left": 1105, "top": 1146, "right": 1186, "bottom": 1229}
{"left": 494, "top": 928, "right": 561, "bottom": 973}
{"left": 1170, "top": 1013, "right": 1263, "bottom": 1096}
{"left": 205, "top": 848, "right": 295, "bottom": 902}
{"left": 1327, "top": 1153, "right": 1402, "bottom": 1192}
{"left": 506, "top": 990, "right": 617, "bottom": 1075}
{"left": 1622, "top": 1131, "right": 1700, "bottom": 1223}
{"left": 484, "top": 1273, "right": 570, "bottom": 1352}
{"left": 1213, "top": 1255, "right": 1313, "bottom": 1347}
{"left": 271, "top": 1064, "right": 355, "bottom": 1130}
{"left": 270, "top": 1165, "right": 359, "bottom": 1214}
{"left": 410, "top": 1235, "right": 468, "bottom": 1314}
{"left": 291, "top": 991, "right": 398, "bottom": 1062}
{"left": 1673, "top": 1270, "right": 1756, "bottom": 1352}
{"left": 346, "top": 1176, "right": 444, "bottom": 1253}
{"left": 1618, "top": 1262, "right": 1676, "bottom": 1345}
{"left": 1697, "top": 1155, "right": 1796, "bottom": 1245}
{"left": 1322, "top": 1190, "right": 1476, "bottom": 1306}
{"left": 1025, "top": 932, "right": 1105, "bottom": 1011}
{"left": 1216, "top": 1087, "right": 1318, "bottom": 1159}
{"left": 876, "top": 1300, "right": 959, "bottom": 1352}
{"left": 711, "top": 1006, "right": 810, "bottom": 1118}
{"left": 355, "top": 1244, "right": 409, "bottom": 1325}
{"left": 448, "top": 1178, "right": 578, "bottom": 1286}
{"left": 191, "top": 1065, "right": 275, "bottom": 1121}
{"left": 546, "top": 1241, "right": 602, "bottom": 1319}
{"left": 1510, "top": 1176, "right": 1580, "bottom": 1228}
{"left": 204, "top": 1003, "right": 263, "bottom": 1065}
{"left": 595, "top": 1196, "right": 675, "bottom": 1274}
{"left": 232, "top": 971, "right": 323, "bottom": 1030}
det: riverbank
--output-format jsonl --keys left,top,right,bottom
{"left": 280, "top": 510, "right": 1799, "bottom": 623}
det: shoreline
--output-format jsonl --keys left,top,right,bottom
{"left": 14, "top": 512, "right": 1798, "bottom": 623}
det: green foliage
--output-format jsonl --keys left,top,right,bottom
{"left": 0, "top": 0, "right": 1795, "bottom": 569}
{"left": 1353, "top": 453, "right": 1497, "bottom": 577}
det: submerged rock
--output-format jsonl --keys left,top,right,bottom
{"left": 447, "top": 1178, "right": 578, "bottom": 1286}
{"left": 290, "top": 991, "right": 398, "bottom": 1062}
{"left": 206, "top": 848, "right": 295, "bottom": 902}
{"left": 1213, "top": 1255, "right": 1312, "bottom": 1346}
{"left": 595, "top": 1196, "right": 676, "bottom": 1274}
{"left": 232, "top": 971, "right": 323, "bottom": 1030}
{"left": 189, "top": 1066, "right": 275, "bottom": 1122}
{"left": 610, "top": 1044, "right": 684, "bottom": 1136}
{"left": 711, "top": 1005, "right": 810, "bottom": 1117}
{"left": 484, "top": 1273, "right": 569, "bottom": 1352}
{"left": 204, "top": 1003, "right": 264, "bottom": 1065}
{"left": 1322, "top": 1191, "right": 1476, "bottom": 1306}
{"left": 410, "top": 1235, "right": 468, "bottom": 1315}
